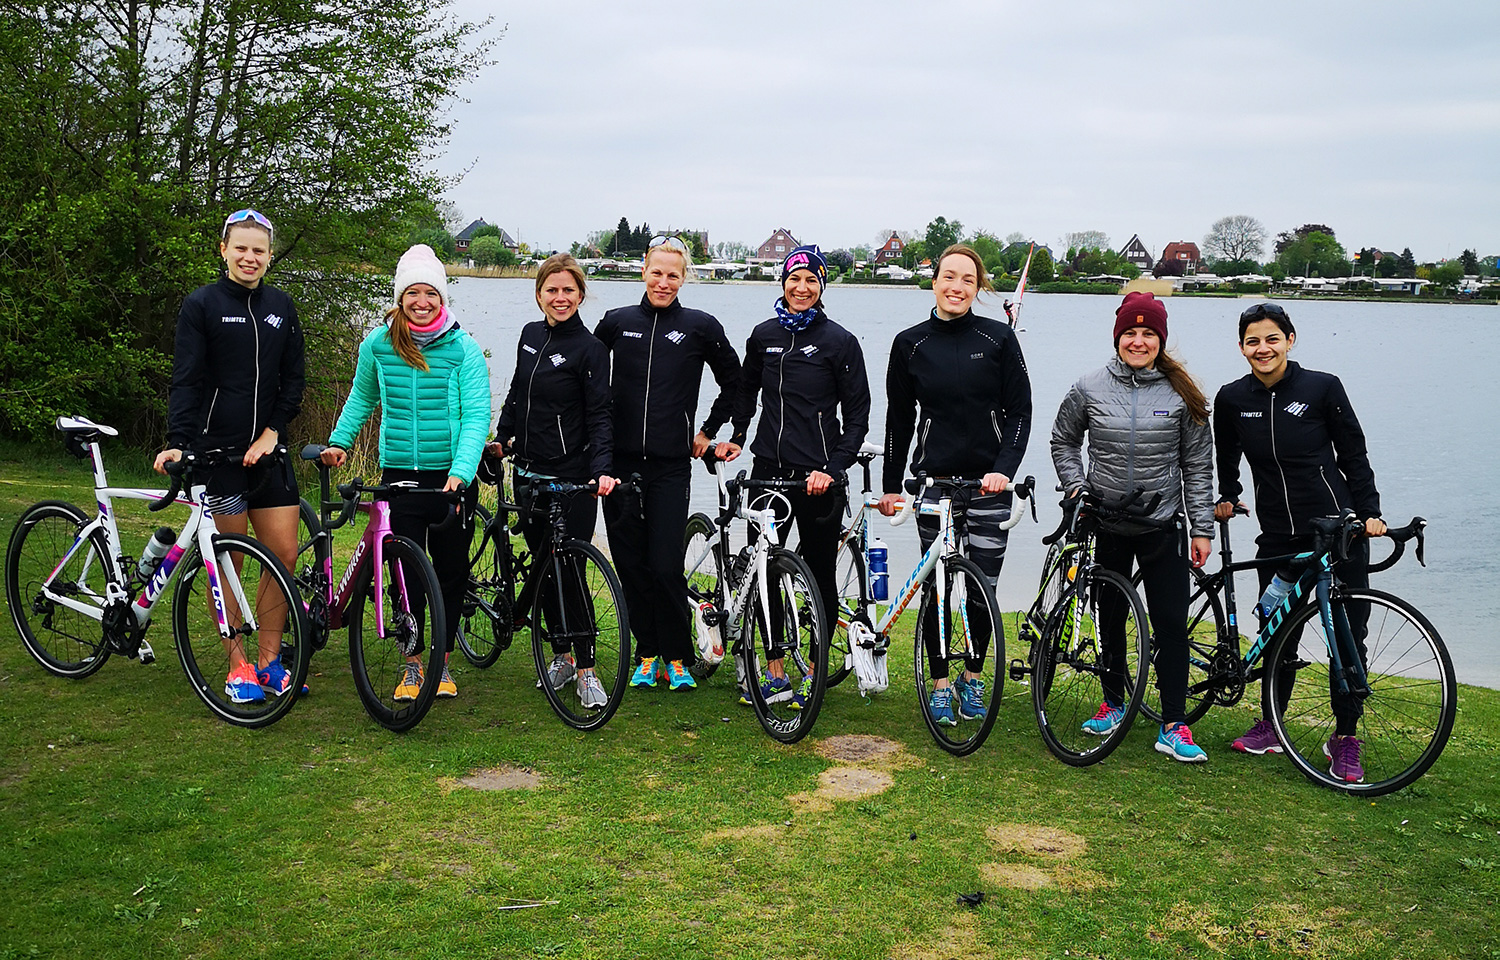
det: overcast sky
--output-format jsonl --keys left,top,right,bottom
{"left": 437, "top": 0, "right": 1498, "bottom": 262}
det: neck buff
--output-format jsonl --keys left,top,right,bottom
{"left": 775, "top": 297, "right": 820, "bottom": 333}
{"left": 402, "top": 304, "right": 456, "bottom": 348}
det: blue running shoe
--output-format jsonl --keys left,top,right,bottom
{"left": 789, "top": 674, "right": 814, "bottom": 711}
{"left": 629, "top": 656, "right": 659, "bottom": 688}
{"left": 665, "top": 660, "right": 697, "bottom": 691}
{"left": 257, "top": 657, "right": 295, "bottom": 697}
{"left": 226, "top": 662, "right": 265, "bottom": 704}
{"left": 1081, "top": 700, "right": 1124, "bottom": 736}
{"left": 954, "top": 675, "right": 987, "bottom": 721}
{"left": 756, "top": 673, "right": 793, "bottom": 704}
{"left": 928, "top": 686, "right": 957, "bottom": 727}
{"left": 1155, "top": 722, "right": 1208, "bottom": 763}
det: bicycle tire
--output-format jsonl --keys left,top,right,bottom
{"left": 6, "top": 501, "right": 112, "bottom": 678}
{"left": 1033, "top": 567, "right": 1151, "bottom": 766}
{"left": 741, "top": 546, "right": 828, "bottom": 744}
{"left": 683, "top": 512, "right": 726, "bottom": 682}
{"left": 172, "top": 533, "right": 310, "bottom": 728}
{"left": 531, "top": 540, "right": 630, "bottom": 731}
{"left": 348, "top": 534, "right": 447, "bottom": 732}
{"left": 1136, "top": 567, "right": 1224, "bottom": 726}
{"left": 825, "top": 535, "right": 865, "bottom": 688}
{"left": 913, "top": 554, "right": 1005, "bottom": 757}
{"left": 1017, "top": 545, "right": 1073, "bottom": 689}
{"left": 457, "top": 502, "right": 514, "bottom": 669}
{"left": 294, "top": 496, "right": 330, "bottom": 655}
{"left": 1264, "top": 587, "right": 1455, "bottom": 797}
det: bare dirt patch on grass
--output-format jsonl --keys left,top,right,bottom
{"left": 814, "top": 734, "right": 921, "bottom": 771}
{"left": 985, "top": 823, "right": 1086, "bottom": 860}
{"left": 788, "top": 767, "right": 895, "bottom": 813}
{"left": 454, "top": 765, "right": 541, "bottom": 791}
{"left": 887, "top": 912, "right": 991, "bottom": 960}
{"left": 979, "top": 861, "right": 1054, "bottom": 890}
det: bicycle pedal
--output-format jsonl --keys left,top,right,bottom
{"left": 137, "top": 641, "right": 156, "bottom": 664}
{"left": 1008, "top": 658, "right": 1029, "bottom": 682}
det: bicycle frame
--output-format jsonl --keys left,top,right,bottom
{"left": 311, "top": 496, "right": 413, "bottom": 643}
{"left": 40, "top": 437, "right": 252, "bottom": 644}
{"left": 841, "top": 491, "right": 964, "bottom": 659}
{"left": 689, "top": 462, "right": 795, "bottom": 645}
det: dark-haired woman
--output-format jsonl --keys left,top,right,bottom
{"left": 878, "top": 245, "right": 1032, "bottom": 726}
{"left": 1051, "top": 292, "right": 1215, "bottom": 762}
{"left": 719, "top": 245, "right": 871, "bottom": 707}
{"left": 491, "top": 253, "right": 616, "bottom": 709}
{"left": 1213, "top": 302, "right": 1383, "bottom": 783}
{"left": 155, "top": 209, "right": 305, "bottom": 704}
{"left": 322, "top": 243, "right": 490, "bottom": 701}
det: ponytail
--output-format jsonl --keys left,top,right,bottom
{"left": 1156, "top": 351, "right": 1208, "bottom": 424}
{"left": 384, "top": 306, "right": 430, "bottom": 372}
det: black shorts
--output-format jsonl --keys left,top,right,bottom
{"left": 202, "top": 457, "right": 300, "bottom": 515}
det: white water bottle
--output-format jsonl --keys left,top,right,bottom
{"left": 1256, "top": 573, "right": 1295, "bottom": 620}
{"left": 135, "top": 527, "right": 175, "bottom": 580}
{"left": 867, "top": 536, "right": 889, "bottom": 602}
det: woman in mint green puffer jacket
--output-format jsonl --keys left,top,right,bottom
{"left": 323, "top": 244, "right": 490, "bottom": 700}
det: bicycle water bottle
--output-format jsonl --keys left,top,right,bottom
{"left": 135, "top": 527, "right": 176, "bottom": 580}
{"left": 1256, "top": 572, "right": 1295, "bottom": 620}
{"left": 867, "top": 536, "right": 889, "bottom": 602}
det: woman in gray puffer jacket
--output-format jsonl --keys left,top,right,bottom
{"left": 1051, "top": 292, "right": 1215, "bottom": 762}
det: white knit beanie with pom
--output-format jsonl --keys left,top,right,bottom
{"left": 393, "top": 244, "right": 448, "bottom": 305}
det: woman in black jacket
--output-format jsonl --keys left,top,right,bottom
{"left": 492, "top": 254, "right": 616, "bottom": 710}
{"left": 719, "top": 245, "right": 871, "bottom": 707}
{"left": 154, "top": 209, "right": 305, "bottom": 704}
{"left": 1213, "top": 302, "right": 1384, "bottom": 784}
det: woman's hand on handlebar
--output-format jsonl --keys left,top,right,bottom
{"left": 594, "top": 475, "right": 618, "bottom": 497}
{"left": 1214, "top": 500, "right": 1246, "bottom": 521}
{"left": 153, "top": 449, "right": 182, "bottom": 475}
{"left": 713, "top": 441, "right": 741, "bottom": 462}
{"left": 1366, "top": 516, "right": 1387, "bottom": 538}
{"left": 806, "top": 470, "right": 833, "bottom": 495}
{"left": 877, "top": 492, "right": 903, "bottom": 517}
{"left": 320, "top": 446, "right": 347, "bottom": 468}
{"left": 485, "top": 440, "right": 506, "bottom": 459}
{"left": 442, "top": 476, "right": 466, "bottom": 493}
{"left": 243, "top": 428, "right": 280, "bottom": 466}
{"left": 1190, "top": 536, "right": 1213, "bottom": 568}
{"left": 980, "top": 472, "right": 1010, "bottom": 495}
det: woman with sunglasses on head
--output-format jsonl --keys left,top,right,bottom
{"left": 719, "top": 245, "right": 871, "bottom": 707}
{"left": 1213, "top": 302, "right": 1383, "bottom": 783}
{"left": 879, "top": 244, "right": 1032, "bottom": 727}
{"left": 1051, "top": 292, "right": 1215, "bottom": 762}
{"left": 490, "top": 254, "right": 617, "bottom": 709}
{"left": 155, "top": 209, "right": 305, "bottom": 704}
{"left": 595, "top": 236, "right": 741, "bottom": 693}
{"left": 321, "top": 244, "right": 490, "bottom": 702}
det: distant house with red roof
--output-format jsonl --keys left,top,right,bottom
{"left": 753, "top": 228, "right": 799, "bottom": 263}
{"left": 875, "top": 232, "right": 905, "bottom": 265}
{"left": 1159, "top": 241, "right": 1201, "bottom": 275}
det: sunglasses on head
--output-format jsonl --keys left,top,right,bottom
{"left": 1239, "top": 302, "right": 1288, "bottom": 322}
{"left": 222, "top": 208, "right": 274, "bottom": 239}
{"left": 648, "top": 235, "right": 690, "bottom": 254}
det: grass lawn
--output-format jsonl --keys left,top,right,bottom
{"left": 1, "top": 441, "right": 1497, "bottom": 959}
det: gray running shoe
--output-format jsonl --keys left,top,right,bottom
{"left": 547, "top": 653, "right": 577, "bottom": 691}
{"left": 577, "top": 672, "right": 608, "bottom": 709}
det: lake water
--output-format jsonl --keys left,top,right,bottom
{"left": 446, "top": 277, "right": 1500, "bottom": 689}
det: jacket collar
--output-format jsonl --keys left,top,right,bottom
{"left": 1107, "top": 355, "right": 1165, "bottom": 383}
{"left": 1248, "top": 359, "right": 1302, "bottom": 394}
{"left": 639, "top": 292, "right": 682, "bottom": 316}
{"left": 929, "top": 308, "right": 974, "bottom": 331}
{"left": 216, "top": 271, "right": 263, "bottom": 302}
{"left": 546, "top": 312, "right": 587, "bottom": 336}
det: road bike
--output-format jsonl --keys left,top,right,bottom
{"left": 1139, "top": 506, "right": 1452, "bottom": 795}
{"left": 6, "top": 416, "right": 309, "bottom": 727}
{"left": 295, "top": 445, "right": 458, "bottom": 732}
{"left": 683, "top": 458, "right": 829, "bottom": 744}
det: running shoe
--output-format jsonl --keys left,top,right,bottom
{"left": 1081, "top": 700, "right": 1124, "bottom": 736}
{"left": 955, "top": 675, "right": 987, "bottom": 721}
{"left": 436, "top": 664, "right": 457, "bottom": 698}
{"left": 546, "top": 653, "right": 577, "bottom": 691}
{"left": 393, "top": 661, "right": 423, "bottom": 702}
{"left": 664, "top": 660, "right": 696, "bottom": 691}
{"left": 928, "top": 686, "right": 957, "bottom": 727}
{"left": 257, "top": 657, "right": 295, "bottom": 697}
{"left": 1155, "top": 722, "right": 1208, "bottom": 763}
{"left": 225, "top": 662, "right": 265, "bottom": 704}
{"left": 577, "top": 672, "right": 608, "bottom": 709}
{"left": 789, "top": 674, "right": 815, "bottom": 711}
{"left": 1324, "top": 735, "right": 1366, "bottom": 783}
{"left": 1232, "top": 718, "right": 1283, "bottom": 755}
{"left": 754, "top": 673, "right": 792, "bottom": 704}
{"left": 630, "top": 656, "right": 661, "bottom": 688}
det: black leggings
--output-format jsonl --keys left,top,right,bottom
{"left": 603, "top": 455, "right": 692, "bottom": 663}
{"left": 384, "top": 469, "right": 477, "bottom": 655}
{"left": 515, "top": 473, "right": 600, "bottom": 670}
{"left": 746, "top": 462, "right": 848, "bottom": 658}
{"left": 1095, "top": 525, "right": 1190, "bottom": 725}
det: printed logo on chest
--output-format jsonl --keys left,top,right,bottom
{"left": 1153, "top": 410, "right": 1170, "bottom": 417}
{"left": 1284, "top": 401, "right": 1309, "bottom": 417}
{"left": 800, "top": 345, "right": 818, "bottom": 356}
{"left": 1240, "top": 411, "right": 1262, "bottom": 418}
{"left": 766, "top": 346, "right": 784, "bottom": 354}
{"left": 970, "top": 352, "right": 985, "bottom": 359}
{"left": 522, "top": 344, "right": 537, "bottom": 354}
{"left": 664, "top": 330, "right": 686, "bottom": 345}
{"left": 262, "top": 313, "right": 285, "bottom": 329}
{"left": 549, "top": 353, "right": 566, "bottom": 367}
{"left": 621, "top": 330, "right": 644, "bottom": 339}
{"left": 221, "top": 316, "right": 247, "bottom": 324}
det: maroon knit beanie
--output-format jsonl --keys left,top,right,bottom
{"left": 1114, "top": 292, "right": 1168, "bottom": 343}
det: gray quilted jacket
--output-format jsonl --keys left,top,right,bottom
{"left": 1051, "top": 357, "right": 1215, "bottom": 538}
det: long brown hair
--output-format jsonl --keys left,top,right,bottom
{"left": 1156, "top": 350, "right": 1208, "bottom": 424}
{"left": 535, "top": 253, "right": 588, "bottom": 304}
{"left": 384, "top": 305, "right": 430, "bottom": 371}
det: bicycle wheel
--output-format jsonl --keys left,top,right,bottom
{"left": 457, "top": 503, "right": 515, "bottom": 669}
{"left": 348, "top": 535, "right": 447, "bottom": 732}
{"left": 294, "top": 497, "right": 330, "bottom": 655}
{"left": 173, "top": 533, "right": 310, "bottom": 727}
{"left": 913, "top": 555, "right": 1004, "bottom": 757}
{"left": 5, "top": 501, "right": 111, "bottom": 678}
{"left": 740, "top": 547, "right": 828, "bottom": 744}
{"left": 825, "top": 534, "right": 865, "bottom": 688}
{"left": 1264, "top": 588, "right": 1455, "bottom": 797}
{"left": 1033, "top": 568, "right": 1150, "bottom": 766}
{"left": 1137, "top": 569, "right": 1224, "bottom": 726}
{"left": 683, "top": 512, "right": 726, "bottom": 682}
{"left": 531, "top": 541, "right": 630, "bottom": 731}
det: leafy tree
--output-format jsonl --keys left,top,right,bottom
{"left": 1154, "top": 259, "right": 1186, "bottom": 278}
{"left": 472, "top": 225, "right": 501, "bottom": 240}
{"left": 1063, "top": 231, "right": 1110, "bottom": 254}
{"left": 1396, "top": 248, "right": 1417, "bottom": 278}
{"left": 826, "top": 249, "right": 854, "bottom": 272}
{"left": 850, "top": 244, "right": 874, "bottom": 263}
{"left": 615, "top": 217, "right": 632, "bottom": 253}
{"left": 0, "top": 0, "right": 493, "bottom": 442}
{"left": 1203, "top": 215, "right": 1267, "bottom": 262}
{"left": 1029, "top": 247, "right": 1055, "bottom": 284}
{"left": 900, "top": 239, "right": 929, "bottom": 270}
{"left": 713, "top": 240, "right": 751, "bottom": 262}
{"left": 1431, "top": 261, "right": 1464, "bottom": 287}
{"left": 1004, "top": 232, "right": 1028, "bottom": 246}
{"left": 468, "top": 236, "right": 503, "bottom": 266}
{"left": 1274, "top": 223, "right": 1337, "bottom": 255}
{"left": 924, "top": 217, "right": 964, "bottom": 258}
{"left": 1275, "top": 231, "right": 1349, "bottom": 278}
{"left": 1460, "top": 249, "right": 1480, "bottom": 274}
{"left": 411, "top": 229, "right": 457, "bottom": 262}
{"left": 969, "top": 231, "right": 1004, "bottom": 272}
{"left": 1210, "top": 257, "right": 1262, "bottom": 276}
